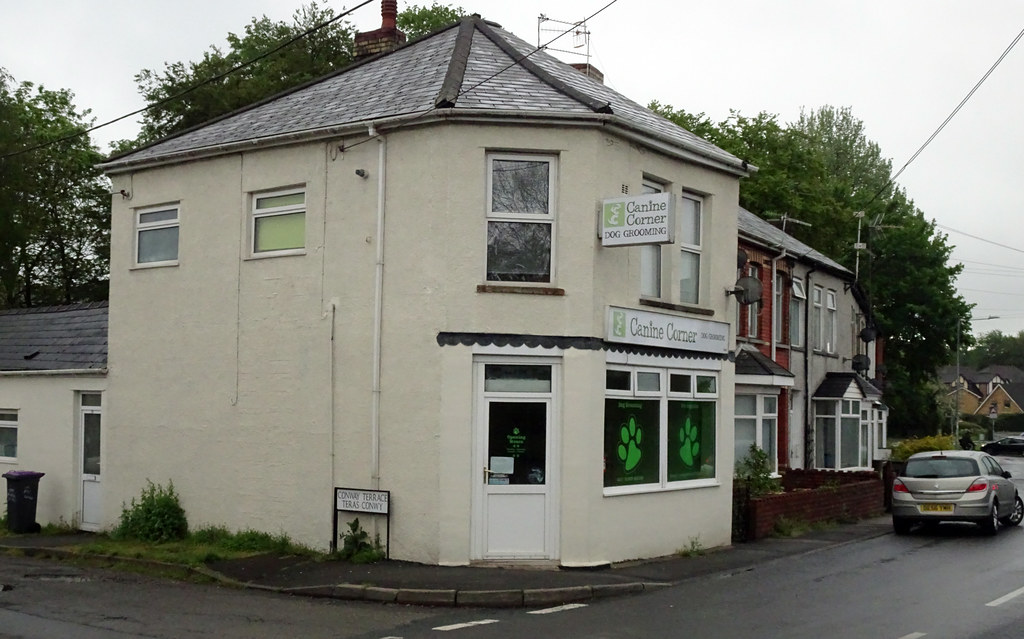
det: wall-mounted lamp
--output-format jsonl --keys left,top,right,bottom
{"left": 355, "top": 169, "right": 369, "bottom": 179}
{"left": 118, "top": 189, "right": 132, "bottom": 200}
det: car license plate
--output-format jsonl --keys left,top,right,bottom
{"left": 920, "top": 504, "right": 953, "bottom": 513}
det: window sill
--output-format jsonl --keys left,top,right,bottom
{"left": 603, "top": 478, "right": 719, "bottom": 497}
{"left": 245, "top": 249, "right": 307, "bottom": 261}
{"left": 131, "top": 261, "right": 179, "bottom": 270}
{"left": 813, "top": 350, "right": 840, "bottom": 359}
{"left": 638, "top": 298, "right": 714, "bottom": 316}
{"left": 477, "top": 285, "right": 565, "bottom": 296}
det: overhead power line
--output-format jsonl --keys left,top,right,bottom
{"left": 938, "top": 223, "right": 1024, "bottom": 255}
{"left": 0, "top": 0, "right": 377, "bottom": 160}
{"left": 865, "top": 23, "right": 1024, "bottom": 209}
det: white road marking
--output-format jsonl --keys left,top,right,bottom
{"left": 432, "top": 619, "right": 500, "bottom": 631}
{"left": 896, "top": 633, "right": 927, "bottom": 639}
{"left": 527, "top": 603, "right": 589, "bottom": 615}
{"left": 987, "top": 584, "right": 1024, "bottom": 607}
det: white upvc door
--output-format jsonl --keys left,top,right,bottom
{"left": 79, "top": 393, "right": 102, "bottom": 531}
{"left": 472, "top": 360, "right": 559, "bottom": 561}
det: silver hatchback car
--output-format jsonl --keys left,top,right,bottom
{"left": 892, "top": 450, "right": 1024, "bottom": 535}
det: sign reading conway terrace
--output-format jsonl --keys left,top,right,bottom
{"left": 607, "top": 306, "right": 729, "bottom": 355}
{"left": 600, "top": 192, "right": 676, "bottom": 246}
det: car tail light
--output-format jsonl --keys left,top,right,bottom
{"left": 967, "top": 479, "right": 989, "bottom": 493}
{"left": 893, "top": 479, "right": 909, "bottom": 493}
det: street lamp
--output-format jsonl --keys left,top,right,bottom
{"left": 954, "top": 315, "right": 999, "bottom": 440}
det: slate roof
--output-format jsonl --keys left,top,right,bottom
{"left": 738, "top": 207, "right": 849, "bottom": 275}
{"left": 101, "top": 16, "right": 747, "bottom": 175}
{"left": 735, "top": 348, "right": 794, "bottom": 378}
{"left": 978, "top": 365, "right": 1024, "bottom": 383}
{"left": 812, "top": 372, "right": 882, "bottom": 400}
{"left": 0, "top": 302, "right": 108, "bottom": 372}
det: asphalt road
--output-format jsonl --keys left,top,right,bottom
{"left": 6, "top": 454, "right": 1024, "bottom": 638}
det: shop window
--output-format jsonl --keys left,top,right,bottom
{"left": 486, "top": 154, "right": 555, "bottom": 282}
{"left": 604, "top": 367, "right": 717, "bottom": 492}
{"left": 0, "top": 411, "right": 17, "bottom": 459}
{"left": 252, "top": 189, "right": 305, "bottom": 255}
{"left": 135, "top": 205, "right": 179, "bottom": 266}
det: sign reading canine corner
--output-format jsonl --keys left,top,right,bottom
{"left": 607, "top": 306, "right": 730, "bottom": 354}
{"left": 600, "top": 192, "right": 675, "bottom": 246}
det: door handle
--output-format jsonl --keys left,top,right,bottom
{"left": 483, "top": 466, "right": 495, "bottom": 483}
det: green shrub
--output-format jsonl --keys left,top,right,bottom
{"left": 889, "top": 435, "right": 956, "bottom": 461}
{"left": 735, "top": 444, "right": 781, "bottom": 497}
{"left": 112, "top": 480, "right": 188, "bottom": 543}
{"left": 337, "top": 518, "right": 385, "bottom": 563}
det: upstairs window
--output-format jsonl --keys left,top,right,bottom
{"left": 639, "top": 180, "right": 663, "bottom": 298}
{"left": 775, "top": 273, "right": 785, "bottom": 342}
{"left": 252, "top": 189, "right": 305, "bottom": 256}
{"left": 790, "top": 277, "right": 806, "bottom": 347}
{"left": 486, "top": 154, "right": 555, "bottom": 283}
{"left": 825, "top": 290, "right": 837, "bottom": 353}
{"left": 745, "top": 264, "right": 761, "bottom": 338}
{"left": 678, "top": 194, "right": 702, "bottom": 304}
{"left": 135, "top": 205, "right": 179, "bottom": 266}
{"left": 812, "top": 285, "right": 823, "bottom": 350}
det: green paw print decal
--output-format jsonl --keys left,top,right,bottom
{"left": 679, "top": 417, "right": 700, "bottom": 467}
{"left": 617, "top": 416, "right": 643, "bottom": 472}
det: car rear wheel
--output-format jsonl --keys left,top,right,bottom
{"left": 1000, "top": 495, "right": 1024, "bottom": 527}
{"left": 893, "top": 517, "right": 913, "bottom": 535}
{"left": 981, "top": 501, "right": 999, "bottom": 535}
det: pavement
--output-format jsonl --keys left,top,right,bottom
{"left": 0, "top": 515, "right": 893, "bottom": 608}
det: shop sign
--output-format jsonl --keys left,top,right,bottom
{"left": 599, "top": 192, "right": 675, "bottom": 246}
{"left": 607, "top": 306, "right": 729, "bottom": 354}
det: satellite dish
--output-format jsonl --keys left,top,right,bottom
{"left": 737, "top": 249, "right": 749, "bottom": 269}
{"left": 728, "top": 276, "right": 763, "bottom": 305}
{"left": 852, "top": 354, "right": 871, "bottom": 373}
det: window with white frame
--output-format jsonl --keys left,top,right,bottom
{"left": 775, "top": 273, "right": 785, "bottom": 342}
{"left": 825, "top": 290, "right": 837, "bottom": 353}
{"left": 814, "top": 399, "right": 862, "bottom": 469}
{"left": 0, "top": 411, "right": 17, "bottom": 459}
{"left": 639, "top": 180, "right": 663, "bottom": 298}
{"left": 812, "top": 285, "right": 823, "bottom": 350}
{"left": 679, "top": 194, "right": 702, "bottom": 304}
{"left": 486, "top": 154, "right": 555, "bottom": 283}
{"left": 790, "top": 277, "right": 806, "bottom": 347}
{"left": 734, "top": 394, "right": 778, "bottom": 474}
{"left": 745, "top": 264, "right": 761, "bottom": 338}
{"left": 135, "top": 205, "right": 179, "bottom": 266}
{"left": 604, "top": 366, "right": 717, "bottom": 492}
{"left": 251, "top": 189, "right": 305, "bottom": 255}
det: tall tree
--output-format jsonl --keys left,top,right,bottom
{"left": 397, "top": 2, "right": 465, "bottom": 40}
{"left": 0, "top": 71, "right": 109, "bottom": 308}
{"left": 652, "top": 102, "right": 971, "bottom": 435}
{"left": 123, "top": 2, "right": 465, "bottom": 150}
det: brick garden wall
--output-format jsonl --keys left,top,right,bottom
{"left": 743, "top": 469, "right": 884, "bottom": 541}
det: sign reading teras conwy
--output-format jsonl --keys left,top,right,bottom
{"left": 335, "top": 488, "right": 390, "bottom": 514}
{"left": 607, "top": 306, "right": 730, "bottom": 354}
{"left": 600, "top": 192, "right": 676, "bottom": 246}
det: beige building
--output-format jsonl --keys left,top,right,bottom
{"left": 99, "top": 13, "right": 750, "bottom": 565}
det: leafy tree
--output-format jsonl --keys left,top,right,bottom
{"left": 653, "top": 101, "right": 970, "bottom": 435}
{"left": 397, "top": 2, "right": 465, "bottom": 41}
{"left": 130, "top": 2, "right": 356, "bottom": 145}
{"left": 0, "top": 70, "right": 109, "bottom": 308}
{"left": 964, "top": 330, "right": 1024, "bottom": 370}
{"left": 123, "top": 2, "right": 465, "bottom": 150}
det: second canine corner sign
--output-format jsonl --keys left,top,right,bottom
{"left": 599, "top": 192, "right": 676, "bottom": 247}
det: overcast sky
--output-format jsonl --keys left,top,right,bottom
{"left": 2, "top": 1, "right": 1023, "bottom": 338}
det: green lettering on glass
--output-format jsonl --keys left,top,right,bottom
{"left": 617, "top": 415, "right": 643, "bottom": 472}
{"left": 506, "top": 426, "right": 527, "bottom": 457}
{"left": 255, "top": 212, "right": 305, "bottom": 252}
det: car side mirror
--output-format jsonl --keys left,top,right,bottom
{"left": 1004, "top": 471, "right": 1013, "bottom": 479}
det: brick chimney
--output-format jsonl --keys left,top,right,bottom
{"left": 570, "top": 63, "right": 604, "bottom": 84}
{"left": 355, "top": 0, "right": 407, "bottom": 60}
